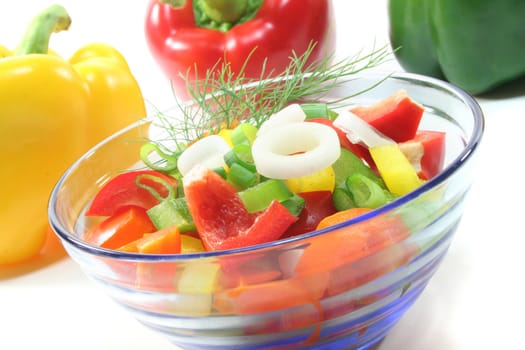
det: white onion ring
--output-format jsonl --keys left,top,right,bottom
{"left": 252, "top": 122, "right": 340, "bottom": 179}
{"left": 177, "top": 135, "right": 231, "bottom": 176}
{"left": 257, "top": 103, "right": 306, "bottom": 136}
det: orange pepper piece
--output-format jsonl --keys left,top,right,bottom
{"left": 84, "top": 206, "right": 155, "bottom": 249}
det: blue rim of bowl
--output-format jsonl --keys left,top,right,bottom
{"left": 48, "top": 72, "right": 485, "bottom": 261}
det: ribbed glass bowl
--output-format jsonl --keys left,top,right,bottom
{"left": 48, "top": 72, "right": 483, "bottom": 349}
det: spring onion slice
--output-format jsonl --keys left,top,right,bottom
{"left": 135, "top": 173, "right": 176, "bottom": 202}
{"left": 345, "top": 173, "right": 394, "bottom": 209}
{"left": 140, "top": 142, "right": 179, "bottom": 172}
{"left": 177, "top": 135, "right": 231, "bottom": 176}
{"left": 226, "top": 162, "right": 258, "bottom": 190}
{"left": 256, "top": 103, "right": 306, "bottom": 136}
{"left": 333, "top": 110, "right": 394, "bottom": 148}
{"left": 230, "top": 123, "right": 258, "bottom": 146}
{"left": 332, "top": 187, "right": 355, "bottom": 211}
{"left": 252, "top": 122, "right": 340, "bottom": 179}
{"left": 332, "top": 147, "right": 386, "bottom": 189}
{"left": 223, "top": 144, "right": 256, "bottom": 172}
{"left": 300, "top": 103, "right": 337, "bottom": 120}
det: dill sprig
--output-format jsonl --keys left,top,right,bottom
{"left": 150, "top": 42, "right": 392, "bottom": 151}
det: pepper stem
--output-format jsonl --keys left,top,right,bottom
{"left": 159, "top": 0, "right": 187, "bottom": 8}
{"left": 15, "top": 4, "right": 71, "bottom": 55}
{"left": 200, "top": 0, "right": 248, "bottom": 23}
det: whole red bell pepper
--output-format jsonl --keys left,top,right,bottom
{"left": 144, "top": 0, "right": 335, "bottom": 98}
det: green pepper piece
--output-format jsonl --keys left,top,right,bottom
{"left": 147, "top": 197, "right": 196, "bottom": 232}
{"left": 238, "top": 179, "right": 301, "bottom": 214}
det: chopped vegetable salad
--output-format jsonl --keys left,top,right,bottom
{"left": 84, "top": 90, "right": 445, "bottom": 255}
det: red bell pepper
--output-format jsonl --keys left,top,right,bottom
{"left": 282, "top": 191, "right": 337, "bottom": 238}
{"left": 399, "top": 130, "right": 446, "bottom": 180}
{"left": 350, "top": 89, "right": 424, "bottom": 143}
{"left": 183, "top": 166, "right": 298, "bottom": 251}
{"left": 85, "top": 170, "right": 178, "bottom": 217}
{"left": 144, "top": 0, "right": 335, "bottom": 98}
{"left": 331, "top": 89, "right": 425, "bottom": 170}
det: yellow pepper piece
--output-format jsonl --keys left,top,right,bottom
{"left": 369, "top": 143, "right": 423, "bottom": 196}
{"left": 0, "top": 5, "right": 146, "bottom": 265}
{"left": 285, "top": 165, "right": 336, "bottom": 193}
{"left": 217, "top": 128, "right": 234, "bottom": 147}
{"left": 180, "top": 234, "right": 206, "bottom": 253}
{"left": 176, "top": 261, "right": 221, "bottom": 316}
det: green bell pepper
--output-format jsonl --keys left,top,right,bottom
{"left": 388, "top": 0, "right": 525, "bottom": 95}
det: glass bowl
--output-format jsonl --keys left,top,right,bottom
{"left": 48, "top": 72, "right": 483, "bottom": 349}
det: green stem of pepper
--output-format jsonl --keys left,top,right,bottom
{"left": 200, "top": 0, "right": 248, "bottom": 22}
{"left": 159, "top": 0, "right": 187, "bottom": 8}
{"left": 194, "top": 0, "right": 263, "bottom": 32}
{"left": 15, "top": 4, "right": 71, "bottom": 55}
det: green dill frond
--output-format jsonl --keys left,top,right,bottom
{"left": 149, "top": 42, "right": 392, "bottom": 154}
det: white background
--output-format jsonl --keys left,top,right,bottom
{"left": 1, "top": 1, "right": 525, "bottom": 349}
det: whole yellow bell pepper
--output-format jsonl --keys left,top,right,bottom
{"left": 0, "top": 5, "right": 147, "bottom": 265}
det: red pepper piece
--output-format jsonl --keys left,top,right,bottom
{"left": 86, "top": 170, "right": 177, "bottom": 217}
{"left": 144, "top": 0, "right": 335, "bottom": 98}
{"left": 399, "top": 130, "right": 446, "bottom": 180}
{"left": 282, "top": 190, "right": 337, "bottom": 238}
{"left": 183, "top": 167, "right": 298, "bottom": 251}
{"left": 84, "top": 206, "right": 156, "bottom": 249}
{"left": 350, "top": 89, "right": 424, "bottom": 143}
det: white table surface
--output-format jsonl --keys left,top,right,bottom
{"left": 2, "top": 1, "right": 524, "bottom": 349}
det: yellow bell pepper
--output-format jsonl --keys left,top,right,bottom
{"left": 180, "top": 234, "right": 206, "bottom": 254}
{"left": 0, "top": 5, "right": 146, "bottom": 265}
{"left": 369, "top": 143, "right": 423, "bottom": 196}
{"left": 176, "top": 261, "right": 221, "bottom": 316}
{"left": 285, "top": 165, "right": 336, "bottom": 193}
